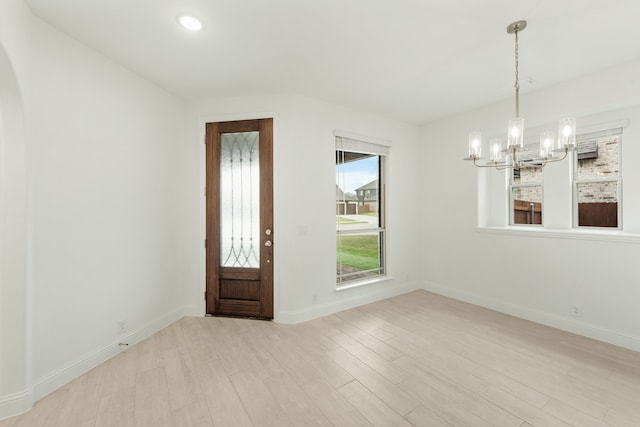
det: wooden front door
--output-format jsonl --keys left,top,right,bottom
{"left": 205, "top": 119, "right": 273, "bottom": 318}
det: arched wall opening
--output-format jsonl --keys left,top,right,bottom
{"left": 0, "top": 42, "right": 30, "bottom": 418}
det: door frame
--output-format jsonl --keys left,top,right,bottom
{"left": 199, "top": 113, "right": 277, "bottom": 318}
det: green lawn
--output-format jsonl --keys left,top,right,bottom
{"left": 337, "top": 234, "right": 380, "bottom": 271}
{"left": 336, "top": 216, "right": 367, "bottom": 224}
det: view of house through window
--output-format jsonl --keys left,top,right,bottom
{"left": 336, "top": 136, "right": 387, "bottom": 285}
{"left": 575, "top": 129, "right": 622, "bottom": 228}
{"left": 510, "top": 145, "right": 543, "bottom": 225}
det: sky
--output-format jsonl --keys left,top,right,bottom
{"left": 336, "top": 155, "right": 378, "bottom": 194}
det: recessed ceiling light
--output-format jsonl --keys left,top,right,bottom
{"left": 178, "top": 15, "right": 203, "bottom": 31}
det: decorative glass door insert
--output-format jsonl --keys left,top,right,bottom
{"left": 220, "top": 131, "right": 260, "bottom": 268}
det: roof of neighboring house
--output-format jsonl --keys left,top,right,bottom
{"left": 355, "top": 180, "right": 378, "bottom": 192}
{"left": 336, "top": 185, "right": 357, "bottom": 201}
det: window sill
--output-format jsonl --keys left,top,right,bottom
{"left": 336, "top": 275, "right": 394, "bottom": 292}
{"left": 477, "top": 226, "right": 640, "bottom": 244}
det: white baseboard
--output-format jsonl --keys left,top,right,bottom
{"left": 182, "top": 303, "right": 204, "bottom": 317}
{"left": 422, "top": 281, "right": 640, "bottom": 353}
{"left": 0, "top": 390, "right": 32, "bottom": 421}
{"left": 277, "top": 281, "right": 420, "bottom": 324}
{"left": 32, "top": 305, "right": 193, "bottom": 403}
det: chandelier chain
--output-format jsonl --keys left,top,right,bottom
{"left": 514, "top": 26, "right": 520, "bottom": 118}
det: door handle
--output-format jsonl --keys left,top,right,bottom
{"left": 264, "top": 240, "right": 272, "bottom": 247}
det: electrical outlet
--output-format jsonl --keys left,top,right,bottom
{"left": 117, "top": 320, "right": 128, "bottom": 335}
{"left": 571, "top": 305, "right": 582, "bottom": 317}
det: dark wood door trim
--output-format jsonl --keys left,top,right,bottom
{"left": 258, "top": 118, "right": 274, "bottom": 318}
{"left": 205, "top": 121, "right": 219, "bottom": 314}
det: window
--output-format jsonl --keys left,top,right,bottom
{"left": 510, "top": 144, "right": 543, "bottom": 225}
{"left": 574, "top": 128, "right": 622, "bottom": 228}
{"left": 335, "top": 135, "right": 387, "bottom": 286}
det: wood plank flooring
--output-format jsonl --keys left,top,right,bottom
{"left": 2, "top": 290, "right": 640, "bottom": 426}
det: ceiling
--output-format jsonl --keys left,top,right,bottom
{"left": 25, "top": 0, "right": 640, "bottom": 125}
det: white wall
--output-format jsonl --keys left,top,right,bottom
{"left": 0, "top": 45, "right": 28, "bottom": 412}
{"left": 0, "top": 0, "right": 32, "bottom": 417}
{"left": 1, "top": 2, "right": 192, "bottom": 418}
{"left": 421, "top": 59, "right": 640, "bottom": 351}
{"left": 28, "top": 17, "right": 190, "bottom": 392}
{"left": 186, "top": 93, "right": 422, "bottom": 322}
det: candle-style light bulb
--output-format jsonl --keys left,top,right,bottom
{"left": 468, "top": 132, "right": 482, "bottom": 158}
{"left": 490, "top": 138, "right": 503, "bottom": 163}
{"left": 507, "top": 118, "right": 524, "bottom": 150}
{"left": 540, "top": 131, "right": 554, "bottom": 158}
{"left": 557, "top": 117, "right": 576, "bottom": 149}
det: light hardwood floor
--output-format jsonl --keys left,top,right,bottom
{"left": 2, "top": 290, "right": 640, "bottom": 426}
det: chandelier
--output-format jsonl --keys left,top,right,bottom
{"left": 465, "top": 20, "right": 576, "bottom": 170}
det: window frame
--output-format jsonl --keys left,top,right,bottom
{"left": 572, "top": 128, "right": 623, "bottom": 230}
{"left": 509, "top": 143, "right": 544, "bottom": 227}
{"left": 335, "top": 135, "right": 388, "bottom": 288}
{"left": 509, "top": 182, "right": 544, "bottom": 226}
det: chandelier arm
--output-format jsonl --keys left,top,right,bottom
{"left": 517, "top": 147, "right": 570, "bottom": 169}
{"left": 471, "top": 157, "right": 511, "bottom": 169}
{"left": 541, "top": 148, "right": 569, "bottom": 164}
{"left": 556, "top": 148, "right": 569, "bottom": 161}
